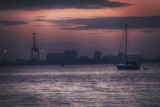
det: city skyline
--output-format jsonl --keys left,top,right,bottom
{"left": 0, "top": 0, "right": 160, "bottom": 60}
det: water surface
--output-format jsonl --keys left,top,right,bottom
{"left": 0, "top": 64, "right": 160, "bottom": 107}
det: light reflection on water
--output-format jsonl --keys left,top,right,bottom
{"left": 0, "top": 64, "right": 160, "bottom": 107}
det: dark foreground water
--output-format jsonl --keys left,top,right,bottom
{"left": 0, "top": 64, "right": 160, "bottom": 107}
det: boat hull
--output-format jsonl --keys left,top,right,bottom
{"left": 116, "top": 64, "right": 141, "bottom": 70}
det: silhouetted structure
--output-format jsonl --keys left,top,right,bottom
{"left": 46, "top": 50, "right": 78, "bottom": 64}
{"left": 46, "top": 53, "right": 64, "bottom": 63}
{"left": 117, "top": 52, "right": 126, "bottom": 64}
{"left": 64, "top": 50, "right": 78, "bottom": 61}
{"left": 79, "top": 55, "right": 89, "bottom": 60}
{"left": 31, "top": 33, "right": 39, "bottom": 62}
{"left": 116, "top": 24, "right": 141, "bottom": 70}
{"left": 102, "top": 55, "right": 117, "bottom": 64}
{"left": 94, "top": 51, "right": 101, "bottom": 60}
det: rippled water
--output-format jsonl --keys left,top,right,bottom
{"left": 0, "top": 64, "right": 160, "bottom": 107}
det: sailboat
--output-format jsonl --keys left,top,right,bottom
{"left": 116, "top": 24, "right": 141, "bottom": 70}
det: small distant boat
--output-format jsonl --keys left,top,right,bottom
{"left": 116, "top": 24, "right": 141, "bottom": 70}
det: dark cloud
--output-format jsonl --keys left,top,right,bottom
{"left": 0, "top": 20, "right": 28, "bottom": 26}
{"left": 35, "top": 16, "right": 47, "bottom": 18}
{"left": 89, "top": 33, "right": 102, "bottom": 35}
{"left": 142, "top": 29, "right": 155, "bottom": 33}
{"left": 34, "top": 19, "right": 47, "bottom": 22}
{"left": 45, "top": 16, "right": 160, "bottom": 30}
{"left": 0, "top": 0, "right": 129, "bottom": 10}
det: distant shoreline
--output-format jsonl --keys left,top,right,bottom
{"left": 0, "top": 62, "right": 160, "bottom": 66}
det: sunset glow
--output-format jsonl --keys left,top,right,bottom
{"left": 0, "top": 0, "right": 160, "bottom": 60}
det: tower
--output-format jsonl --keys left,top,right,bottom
{"left": 31, "top": 33, "right": 39, "bottom": 62}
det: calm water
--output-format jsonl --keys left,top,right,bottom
{"left": 0, "top": 64, "right": 160, "bottom": 107}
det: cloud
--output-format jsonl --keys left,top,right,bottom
{"left": 89, "top": 33, "right": 102, "bottom": 35}
{"left": 142, "top": 29, "right": 155, "bottom": 33}
{"left": 34, "top": 19, "right": 48, "bottom": 22}
{"left": 0, "top": 0, "right": 129, "bottom": 10}
{"left": 0, "top": 20, "right": 28, "bottom": 26}
{"left": 43, "top": 16, "right": 160, "bottom": 30}
{"left": 35, "top": 16, "right": 47, "bottom": 18}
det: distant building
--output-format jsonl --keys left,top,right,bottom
{"left": 46, "top": 50, "right": 78, "bottom": 64}
{"left": 79, "top": 55, "right": 89, "bottom": 60}
{"left": 46, "top": 53, "right": 65, "bottom": 63}
{"left": 102, "top": 55, "right": 117, "bottom": 63}
{"left": 127, "top": 55, "right": 143, "bottom": 62}
{"left": 94, "top": 51, "right": 101, "bottom": 60}
{"left": 64, "top": 50, "right": 78, "bottom": 60}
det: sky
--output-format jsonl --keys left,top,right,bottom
{"left": 0, "top": 0, "right": 160, "bottom": 60}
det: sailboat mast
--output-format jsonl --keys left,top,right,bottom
{"left": 125, "top": 24, "right": 128, "bottom": 62}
